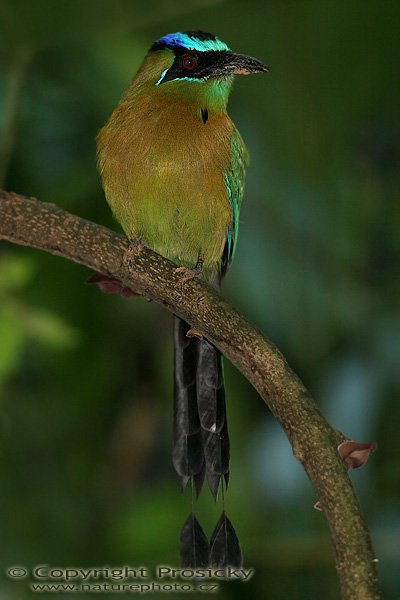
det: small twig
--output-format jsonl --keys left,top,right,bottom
{"left": 0, "top": 189, "right": 382, "bottom": 599}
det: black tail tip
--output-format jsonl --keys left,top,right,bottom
{"left": 180, "top": 513, "right": 209, "bottom": 568}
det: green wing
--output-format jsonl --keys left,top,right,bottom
{"left": 224, "top": 125, "right": 249, "bottom": 267}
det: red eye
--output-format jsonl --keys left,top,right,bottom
{"left": 182, "top": 55, "right": 197, "bottom": 69}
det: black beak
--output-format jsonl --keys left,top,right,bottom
{"left": 211, "top": 51, "right": 269, "bottom": 77}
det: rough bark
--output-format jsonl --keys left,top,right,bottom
{"left": 0, "top": 189, "right": 382, "bottom": 599}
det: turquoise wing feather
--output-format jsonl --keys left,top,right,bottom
{"left": 224, "top": 125, "right": 249, "bottom": 267}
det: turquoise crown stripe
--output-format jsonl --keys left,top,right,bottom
{"left": 156, "top": 32, "right": 230, "bottom": 53}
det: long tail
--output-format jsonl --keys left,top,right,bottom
{"left": 172, "top": 316, "right": 229, "bottom": 497}
{"left": 173, "top": 315, "right": 241, "bottom": 568}
{"left": 172, "top": 316, "right": 207, "bottom": 495}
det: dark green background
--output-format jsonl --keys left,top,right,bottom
{"left": 1, "top": 1, "right": 399, "bottom": 598}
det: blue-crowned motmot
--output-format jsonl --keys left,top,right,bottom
{"left": 96, "top": 30, "right": 268, "bottom": 567}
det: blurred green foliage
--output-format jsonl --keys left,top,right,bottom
{"left": 0, "top": 1, "right": 399, "bottom": 598}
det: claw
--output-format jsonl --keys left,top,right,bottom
{"left": 174, "top": 256, "right": 204, "bottom": 284}
{"left": 174, "top": 266, "right": 201, "bottom": 284}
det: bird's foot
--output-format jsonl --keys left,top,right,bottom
{"left": 86, "top": 273, "right": 140, "bottom": 299}
{"left": 87, "top": 240, "right": 149, "bottom": 300}
{"left": 174, "top": 256, "right": 204, "bottom": 284}
{"left": 174, "top": 265, "right": 201, "bottom": 283}
{"left": 125, "top": 238, "right": 145, "bottom": 274}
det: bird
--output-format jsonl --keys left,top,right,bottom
{"left": 95, "top": 30, "right": 268, "bottom": 568}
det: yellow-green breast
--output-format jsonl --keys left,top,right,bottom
{"left": 97, "top": 53, "right": 234, "bottom": 273}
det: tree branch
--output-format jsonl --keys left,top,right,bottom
{"left": 0, "top": 189, "right": 381, "bottom": 599}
